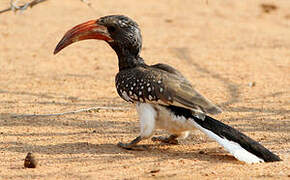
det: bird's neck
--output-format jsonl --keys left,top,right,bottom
{"left": 117, "top": 54, "right": 145, "bottom": 71}
{"left": 109, "top": 43, "right": 145, "bottom": 71}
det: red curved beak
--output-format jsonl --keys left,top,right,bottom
{"left": 54, "top": 20, "right": 113, "bottom": 54}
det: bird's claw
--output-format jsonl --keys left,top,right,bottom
{"left": 151, "top": 136, "right": 179, "bottom": 145}
{"left": 117, "top": 142, "right": 148, "bottom": 151}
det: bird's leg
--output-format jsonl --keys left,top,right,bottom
{"left": 118, "top": 103, "right": 157, "bottom": 151}
{"left": 151, "top": 134, "right": 179, "bottom": 145}
{"left": 117, "top": 136, "right": 147, "bottom": 151}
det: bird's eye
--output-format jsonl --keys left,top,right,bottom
{"left": 107, "top": 26, "right": 116, "bottom": 33}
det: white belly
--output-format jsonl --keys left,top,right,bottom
{"left": 154, "top": 105, "right": 195, "bottom": 135}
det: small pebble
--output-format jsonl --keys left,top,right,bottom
{"left": 199, "top": 150, "right": 205, "bottom": 154}
{"left": 165, "top": 19, "right": 173, "bottom": 23}
{"left": 150, "top": 169, "right": 160, "bottom": 173}
{"left": 260, "top": 3, "right": 277, "bottom": 13}
{"left": 24, "top": 152, "right": 37, "bottom": 168}
{"left": 248, "top": 82, "right": 256, "bottom": 87}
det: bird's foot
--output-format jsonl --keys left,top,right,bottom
{"left": 117, "top": 136, "right": 147, "bottom": 151}
{"left": 117, "top": 142, "right": 148, "bottom": 151}
{"left": 151, "top": 135, "right": 179, "bottom": 145}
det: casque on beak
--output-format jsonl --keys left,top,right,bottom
{"left": 54, "top": 19, "right": 113, "bottom": 54}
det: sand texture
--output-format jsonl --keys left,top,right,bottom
{"left": 0, "top": 0, "right": 289, "bottom": 179}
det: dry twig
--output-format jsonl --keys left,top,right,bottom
{"left": 12, "top": 106, "right": 130, "bottom": 118}
{"left": 0, "top": 0, "right": 91, "bottom": 14}
{"left": 0, "top": 0, "right": 48, "bottom": 14}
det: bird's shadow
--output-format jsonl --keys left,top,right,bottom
{"left": 0, "top": 112, "right": 242, "bottom": 164}
{"left": 0, "top": 140, "right": 239, "bottom": 165}
{"left": 1, "top": 112, "right": 286, "bottom": 165}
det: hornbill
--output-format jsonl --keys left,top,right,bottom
{"left": 54, "top": 15, "right": 281, "bottom": 163}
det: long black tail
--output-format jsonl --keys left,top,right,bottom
{"left": 192, "top": 115, "right": 281, "bottom": 163}
{"left": 167, "top": 105, "right": 282, "bottom": 163}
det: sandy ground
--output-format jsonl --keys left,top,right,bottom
{"left": 0, "top": 0, "right": 289, "bottom": 179}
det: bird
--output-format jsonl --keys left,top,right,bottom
{"left": 54, "top": 15, "right": 281, "bottom": 163}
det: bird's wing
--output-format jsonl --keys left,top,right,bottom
{"left": 116, "top": 63, "right": 222, "bottom": 115}
{"left": 148, "top": 63, "right": 222, "bottom": 115}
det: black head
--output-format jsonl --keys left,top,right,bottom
{"left": 54, "top": 15, "right": 142, "bottom": 58}
{"left": 97, "top": 15, "right": 142, "bottom": 57}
